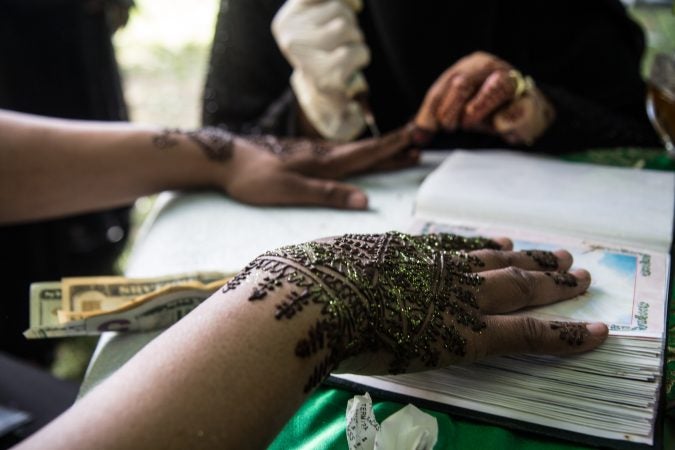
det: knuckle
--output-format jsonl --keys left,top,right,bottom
{"left": 449, "top": 76, "right": 469, "bottom": 91}
{"left": 522, "top": 317, "right": 546, "bottom": 352}
{"left": 489, "top": 250, "right": 512, "bottom": 268}
{"left": 484, "top": 72, "right": 504, "bottom": 90}
{"left": 494, "top": 69, "right": 511, "bottom": 84}
{"left": 322, "top": 181, "right": 339, "bottom": 200}
{"left": 504, "top": 266, "right": 535, "bottom": 302}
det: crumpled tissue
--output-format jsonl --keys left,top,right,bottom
{"left": 346, "top": 392, "right": 438, "bottom": 450}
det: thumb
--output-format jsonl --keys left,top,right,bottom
{"left": 267, "top": 172, "right": 369, "bottom": 210}
{"left": 478, "top": 316, "right": 608, "bottom": 359}
{"left": 413, "top": 73, "right": 453, "bottom": 147}
{"left": 413, "top": 90, "right": 441, "bottom": 142}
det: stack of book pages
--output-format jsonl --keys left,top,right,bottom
{"left": 331, "top": 150, "right": 675, "bottom": 449}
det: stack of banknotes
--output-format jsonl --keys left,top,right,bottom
{"left": 24, "top": 272, "right": 231, "bottom": 339}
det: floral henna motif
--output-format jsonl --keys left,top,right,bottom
{"left": 152, "top": 127, "right": 234, "bottom": 162}
{"left": 224, "top": 232, "right": 500, "bottom": 392}
{"left": 550, "top": 321, "right": 588, "bottom": 346}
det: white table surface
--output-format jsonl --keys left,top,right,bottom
{"left": 81, "top": 151, "right": 450, "bottom": 394}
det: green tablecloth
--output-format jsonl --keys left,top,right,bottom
{"left": 269, "top": 148, "right": 675, "bottom": 450}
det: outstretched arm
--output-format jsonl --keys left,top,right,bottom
{"left": 0, "top": 109, "right": 417, "bottom": 224}
{"left": 0, "top": 110, "right": 227, "bottom": 223}
{"left": 15, "top": 233, "right": 608, "bottom": 449}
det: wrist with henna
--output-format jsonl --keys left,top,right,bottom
{"left": 223, "top": 232, "right": 502, "bottom": 392}
{"left": 152, "top": 127, "right": 236, "bottom": 162}
{"left": 245, "top": 134, "right": 332, "bottom": 158}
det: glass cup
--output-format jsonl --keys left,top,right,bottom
{"left": 646, "top": 52, "right": 675, "bottom": 159}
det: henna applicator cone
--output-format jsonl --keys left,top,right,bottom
{"left": 354, "top": 91, "right": 380, "bottom": 138}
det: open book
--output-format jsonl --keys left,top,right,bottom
{"left": 330, "top": 150, "right": 675, "bottom": 449}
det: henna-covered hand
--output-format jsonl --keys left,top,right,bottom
{"left": 153, "top": 126, "right": 418, "bottom": 210}
{"left": 225, "top": 232, "right": 608, "bottom": 392}
{"left": 413, "top": 51, "right": 555, "bottom": 147}
{"left": 224, "top": 126, "right": 418, "bottom": 209}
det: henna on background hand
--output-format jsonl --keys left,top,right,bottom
{"left": 224, "top": 232, "right": 500, "bottom": 392}
{"left": 186, "top": 127, "right": 235, "bottom": 161}
{"left": 152, "top": 128, "right": 180, "bottom": 149}
{"left": 152, "top": 127, "right": 235, "bottom": 162}
{"left": 246, "top": 135, "right": 331, "bottom": 158}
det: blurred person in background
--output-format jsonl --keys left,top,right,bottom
{"left": 202, "top": 0, "right": 660, "bottom": 152}
{"left": 0, "top": 0, "right": 134, "bottom": 369}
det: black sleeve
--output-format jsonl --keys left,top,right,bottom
{"left": 202, "top": 0, "right": 298, "bottom": 135}
{"left": 535, "top": 83, "right": 661, "bottom": 152}
{"left": 500, "top": 0, "right": 660, "bottom": 152}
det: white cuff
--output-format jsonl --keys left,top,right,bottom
{"left": 291, "top": 70, "right": 366, "bottom": 141}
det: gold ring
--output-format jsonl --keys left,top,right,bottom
{"left": 509, "top": 69, "right": 534, "bottom": 99}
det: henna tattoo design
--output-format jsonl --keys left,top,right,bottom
{"left": 152, "top": 127, "right": 234, "bottom": 162}
{"left": 524, "top": 250, "right": 559, "bottom": 270}
{"left": 152, "top": 128, "right": 180, "bottom": 149}
{"left": 550, "top": 321, "right": 588, "bottom": 346}
{"left": 246, "top": 135, "right": 331, "bottom": 158}
{"left": 186, "top": 127, "right": 234, "bottom": 162}
{"left": 224, "top": 232, "right": 500, "bottom": 392}
{"left": 545, "top": 271, "right": 578, "bottom": 287}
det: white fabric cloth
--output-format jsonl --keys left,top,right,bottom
{"left": 273, "top": 0, "right": 370, "bottom": 140}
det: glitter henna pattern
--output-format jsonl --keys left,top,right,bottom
{"left": 152, "top": 127, "right": 234, "bottom": 162}
{"left": 224, "top": 232, "right": 500, "bottom": 392}
{"left": 545, "top": 271, "right": 578, "bottom": 287}
{"left": 550, "top": 321, "right": 588, "bottom": 346}
{"left": 524, "top": 250, "right": 559, "bottom": 270}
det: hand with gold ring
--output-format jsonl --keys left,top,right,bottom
{"left": 413, "top": 51, "right": 555, "bottom": 147}
{"left": 492, "top": 80, "right": 556, "bottom": 146}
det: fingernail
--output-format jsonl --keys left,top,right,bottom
{"left": 552, "top": 249, "right": 573, "bottom": 267}
{"left": 585, "top": 322, "right": 608, "bottom": 338}
{"left": 347, "top": 192, "right": 368, "bottom": 209}
{"left": 571, "top": 268, "right": 592, "bottom": 286}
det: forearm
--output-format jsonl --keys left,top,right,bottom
{"left": 17, "top": 283, "right": 323, "bottom": 450}
{"left": 0, "top": 110, "right": 225, "bottom": 224}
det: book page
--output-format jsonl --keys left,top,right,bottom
{"left": 333, "top": 220, "right": 668, "bottom": 446}
{"left": 414, "top": 150, "right": 675, "bottom": 252}
{"left": 412, "top": 220, "right": 670, "bottom": 338}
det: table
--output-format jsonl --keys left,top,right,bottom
{"left": 81, "top": 151, "right": 447, "bottom": 393}
{"left": 82, "top": 149, "right": 675, "bottom": 450}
